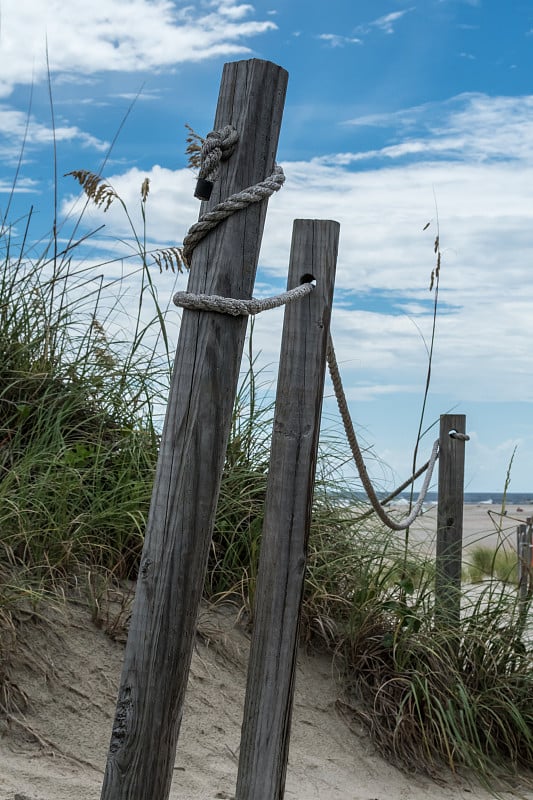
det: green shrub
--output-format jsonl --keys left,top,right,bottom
{"left": 465, "top": 545, "right": 519, "bottom": 585}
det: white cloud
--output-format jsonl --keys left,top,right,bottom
{"left": 58, "top": 92, "right": 533, "bottom": 400}
{"left": 0, "top": 0, "right": 277, "bottom": 98}
{"left": 318, "top": 33, "right": 362, "bottom": 48}
{"left": 341, "top": 93, "right": 533, "bottom": 165}
{"left": 0, "top": 106, "right": 109, "bottom": 163}
{"left": 0, "top": 176, "right": 40, "bottom": 193}
{"left": 356, "top": 8, "right": 416, "bottom": 36}
{"left": 214, "top": 0, "right": 255, "bottom": 20}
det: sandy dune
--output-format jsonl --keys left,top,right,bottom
{"left": 1, "top": 595, "right": 531, "bottom": 800}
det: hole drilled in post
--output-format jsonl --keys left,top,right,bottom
{"left": 300, "top": 273, "right": 316, "bottom": 286}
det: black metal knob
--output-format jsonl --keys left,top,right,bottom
{"left": 194, "top": 178, "right": 214, "bottom": 201}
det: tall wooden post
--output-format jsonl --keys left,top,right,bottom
{"left": 235, "top": 219, "right": 339, "bottom": 800}
{"left": 100, "top": 59, "right": 287, "bottom": 800}
{"left": 435, "top": 414, "right": 467, "bottom": 629}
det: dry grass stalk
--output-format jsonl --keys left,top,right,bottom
{"left": 185, "top": 123, "right": 204, "bottom": 172}
{"left": 151, "top": 246, "right": 187, "bottom": 273}
{"left": 66, "top": 170, "right": 118, "bottom": 212}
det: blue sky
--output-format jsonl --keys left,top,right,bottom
{"left": 2, "top": 0, "right": 533, "bottom": 493}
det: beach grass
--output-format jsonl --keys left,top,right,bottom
{"left": 465, "top": 544, "right": 519, "bottom": 584}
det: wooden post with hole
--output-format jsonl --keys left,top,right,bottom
{"left": 435, "top": 414, "right": 467, "bottom": 630}
{"left": 235, "top": 219, "right": 339, "bottom": 800}
{"left": 100, "top": 59, "right": 287, "bottom": 800}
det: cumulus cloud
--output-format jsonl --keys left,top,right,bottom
{"left": 0, "top": 176, "right": 40, "bottom": 193}
{"left": 0, "top": 106, "right": 109, "bottom": 164}
{"left": 50, "top": 90, "right": 533, "bottom": 489}
{"left": 0, "top": 0, "right": 276, "bottom": 98}
{"left": 57, "top": 92, "right": 533, "bottom": 408}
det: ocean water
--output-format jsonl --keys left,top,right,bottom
{"left": 341, "top": 491, "right": 533, "bottom": 507}
{"left": 398, "top": 492, "right": 533, "bottom": 507}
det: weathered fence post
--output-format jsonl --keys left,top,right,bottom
{"left": 517, "top": 519, "right": 533, "bottom": 601}
{"left": 100, "top": 59, "right": 287, "bottom": 800}
{"left": 235, "top": 219, "right": 339, "bottom": 800}
{"left": 435, "top": 414, "right": 467, "bottom": 629}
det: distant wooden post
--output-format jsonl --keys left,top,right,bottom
{"left": 435, "top": 414, "right": 467, "bottom": 629}
{"left": 100, "top": 59, "right": 287, "bottom": 800}
{"left": 517, "top": 520, "right": 533, "bottom": 601}
{"left": 235, "top": 219, "right": 339, "bottom": 800}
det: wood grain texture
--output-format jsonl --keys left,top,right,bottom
{"left": 100, "top": 59, "right": 287, "bottom": 800}
{"left": 235, "top": 219, "right": 339, "bottom": 800}
{"left": 435, "top": 414, "right": 467, "bottom": 628}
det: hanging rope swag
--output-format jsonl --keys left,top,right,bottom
{"left": 175, "top": 124, "right": 445, "bottom": 532}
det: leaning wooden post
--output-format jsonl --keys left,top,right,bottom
{"left": 100, "top": 59, "right": 287, "bottom": 800}
{"left": 435, "top": 414, "right": 467, "bottom": 630}
{"left": 235, "top": 219, "right": 339, "bottom": 800}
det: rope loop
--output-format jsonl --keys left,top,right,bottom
{"left": 174, "top": 281, "right": 314, "bottom": 317}
{"left": 326, "top": 334, "right": 439, "bottom": 531}
{"left": 180, "top": 128, "right": 442, "bottom": 533}
{"left": 449, "top": 430, "right": 470, "bottom": 441}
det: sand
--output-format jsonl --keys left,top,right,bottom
{"left": 1, "top": 587, "right": 532, "bottom": 800}
{"left": 1, "top": 504, "right": 531, "bottom": 799}
{"left": 404, "top": 502, "right": 533, "bottom": 556}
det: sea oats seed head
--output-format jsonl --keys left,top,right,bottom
{"left": 141, "top": 178, "right": 150, "bottom": 202}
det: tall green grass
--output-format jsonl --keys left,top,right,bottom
{"left": 0, "top": 194, "right": 169, "bottom": 592}
{"left": 340, "top": 578, "right": 532, "bottom": 790}
{"left": 465, "top": 544, "right": 519, "bottom": 585}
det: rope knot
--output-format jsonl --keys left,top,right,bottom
{"left": 195, "top": 125, "right": 239, "bottom": 201}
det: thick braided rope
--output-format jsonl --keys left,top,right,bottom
{"left": 174, "top": 282, "right": 314, "bottom": 316}
{"left": 326, "top": 334, "right": 439, "bottom": 531}
{"left": 198, "top": 125, "right": 239, "bottom": 184}
{"left": 183, "top": 164, "right": 285, "bottom": 265}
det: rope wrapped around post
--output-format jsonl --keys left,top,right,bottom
{"left": 184, "top": 123, "right": 285, "bottom": 267}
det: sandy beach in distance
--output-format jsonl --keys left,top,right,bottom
{"left": 401, "top": 501, "right": 533, "bottom": 555}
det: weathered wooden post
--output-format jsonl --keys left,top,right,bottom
{"left": 100, "top": 59, "right": 287, "bottom": 800}
{"left": 435, "top": 414, "right": 467, "bottom": 629}
{"left": 235, "top": 219, "right": 339, "bottom": 800}
{"left": 517, "top": 519, "right": 533, "bottom": 601}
